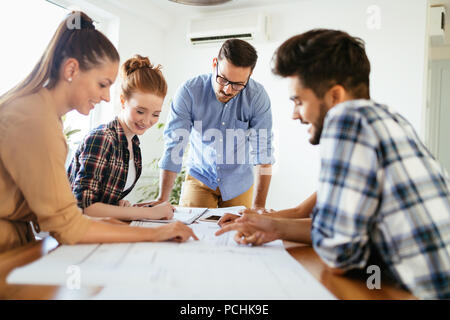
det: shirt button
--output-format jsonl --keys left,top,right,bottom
{"left": 217, "top": 178, "right": 221, "bottom": 182}
{"left": 219, "top": 138, "right": 223, "bottom": 142}
{"left": 222, "top": 122, "right": 225, "bottom": 125}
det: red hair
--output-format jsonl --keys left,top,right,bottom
{"left": 121, "top": 55, "right": 167, "bottom": 99}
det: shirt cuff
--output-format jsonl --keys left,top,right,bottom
{"left": 159, "top": 155, "right": 182, "bottom": 173}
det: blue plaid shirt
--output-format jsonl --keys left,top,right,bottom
{"left": 311, "top": 99, "right": 450, "bottom": 299}
{"left": 159, "top": 74, "right": 274, "bottom": 201}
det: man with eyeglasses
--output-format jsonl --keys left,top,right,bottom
{"left": 151, "top": 39, "right": 274, "bottom": 210}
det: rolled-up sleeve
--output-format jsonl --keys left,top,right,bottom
{"left": 248, "top": 88, "right": 275, "bottom": 165}
{"left": 159, "top": 85, "right": 193, "bottom": 173}
{"left": 312, "top": 110, "right": 380, "bottom": 271}
{"left": 69, "top": 131, "right": 113, "bottom": 209}
{"left": 2, "top": 116, "right": 92, "bottom": 244}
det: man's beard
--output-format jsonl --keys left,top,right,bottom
{"left": 309, "top": 102, "right": 328, "bottom": 145}
{"left": 215, "top": 89, "right": 235, "bottom": 103}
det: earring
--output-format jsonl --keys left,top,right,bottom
{"left": 68, "top": 77, "right": 72, "bottom": 83}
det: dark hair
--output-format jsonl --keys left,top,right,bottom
{"left": 0, "top": 11, "right": 120, "bottom": 106}
{"left": 121, "top": 54, "right": 168, "bottom": 99}
{"left": 218, "top": 39, "right": 258, "bottom": 70}
{"left": 272, "top": 29, "right": 370, "bottom": 99}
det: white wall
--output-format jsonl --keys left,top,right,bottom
{"left": 60, "top": 0, "right": 172, "bottom": 202}
{"left": 157, "top": 0, "right": 428, "bottom": 209}
{"left": 75, "top": 0, "right": 428, "bottom": 208}
{"left": 76, "top": 0, "right": 169, "bottom": 177}
{"left": 115, "top": 10, "right": 168, "bottom": 179}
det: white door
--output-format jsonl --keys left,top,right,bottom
{"left": 429, "top": 59, "right": 450, "bottom": 175}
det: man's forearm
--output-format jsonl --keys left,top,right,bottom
{"left": 252, "top": 164, "right": 272, "bottom": 208}
{"left": 266, "top": 192, "right": 317, "bottom": 219}
{"left": 275, "top": 218, "right": 312, "bottom": 244}
{"left": 158, "top": 169, "right": 178, "bottom": 201}
{"left": 263, "top": 207, "right": 299, "bottom": 218}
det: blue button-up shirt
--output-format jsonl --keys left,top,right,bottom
{"left": 159, "top": 73, "right": 274, "bottom": 201}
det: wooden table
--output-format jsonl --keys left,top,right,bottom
{"left": 0, "top": 236, "right": 415, "bottom": 300}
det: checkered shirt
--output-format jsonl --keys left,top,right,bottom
{"left": 311, "top": 99, "right": 450, "bottom": 299}
{"left": 67, "top": 118, "right": 142, "bottom": 209}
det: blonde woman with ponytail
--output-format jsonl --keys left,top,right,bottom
{"left": 0, "top": 12, "right": 197, "bottom": 253}
{"left": 67, "top": 55, "right": 174, "bottom": 221}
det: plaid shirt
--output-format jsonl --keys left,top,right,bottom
{"left": 67, "top": 118, "right": 142, "bottom": 209}
{"left": 311, "top": 99, "right": 450, "bottom": 299}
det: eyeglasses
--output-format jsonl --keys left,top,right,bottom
{"left": 215, "top": 62, "right": 248, "bottom": 91}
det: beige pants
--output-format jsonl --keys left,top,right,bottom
{"left": 180, "top": 175, "right": 253, "bottom": 208}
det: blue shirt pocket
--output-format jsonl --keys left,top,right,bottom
{"left": 234, "top": 119, "right": 249, "bottom": 130}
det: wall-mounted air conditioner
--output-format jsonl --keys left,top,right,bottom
{"left": 187, "top": 12, "right": 269, "bottom": 45}
{"left": 430, "top": 6, "right": 446, "bottom": 45}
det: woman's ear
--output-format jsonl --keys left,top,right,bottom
{"left": 62, "top": 58, "right": 79, "bottom": 83}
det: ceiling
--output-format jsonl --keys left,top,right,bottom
{"left": 430, "top": 0, "right": 450, "bottom": 5}
{"left": 107, "top": 0, "right": 302, "bottom": 17}
{"left": 101, "top": 0, "right": 303, "bottom": 30}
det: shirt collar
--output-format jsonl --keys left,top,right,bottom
{"left": 109, "top": 117, "right": 140, "bottom": 148}
{"left": 325, "top": 99, "right": 374, "bottom": 123}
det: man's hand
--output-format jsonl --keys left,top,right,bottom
{"left": 217, "top": 207, "right": 276, "bottom": 227}
{"left": 217, "top": 208, "right": 255, "bottom": 227}
{"left": 215, "top": 213, "right": 280, "bottom": 246}
{"left": 217, "top": 213, "right": 241, "bottom": 227}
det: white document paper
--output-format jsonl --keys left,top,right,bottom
{"left": 138, "top": 207, "right": 208, "bottom": 225}
{"left": 202, "top": 206, "right": 246, "bottom": 217}
{"left": 7, "top": 207, "right": 336, "bottom": 300}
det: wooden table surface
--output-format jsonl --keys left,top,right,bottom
{"left": 0, "top": 236, "right": 415, "bottom": 300}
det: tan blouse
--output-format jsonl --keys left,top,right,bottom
{"left": 0, "top": 88, "right": 92, "bottom": 253}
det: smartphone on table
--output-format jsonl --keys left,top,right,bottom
{"left": 199, "top": 215, "right": 222, "bottom": 222}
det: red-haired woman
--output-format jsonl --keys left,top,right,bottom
{"left": 68, "top": 55, "right": 174, "bottom": 221}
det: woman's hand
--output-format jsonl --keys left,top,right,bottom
{"left": 144, "top": 201, "right": 175, "bottom": 220}
{"left": 153, "top": 221, "right": 199, "bottom": 242}
{"left": 118, "top": 199, "right": 132, "bottom": 207}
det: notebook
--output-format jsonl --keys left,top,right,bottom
{"left": 139, "top": 207, "right": 208, "bottom": 225}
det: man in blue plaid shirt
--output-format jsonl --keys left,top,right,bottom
{"left": 216, "top": 29, "right": 450, "bottom": 299}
